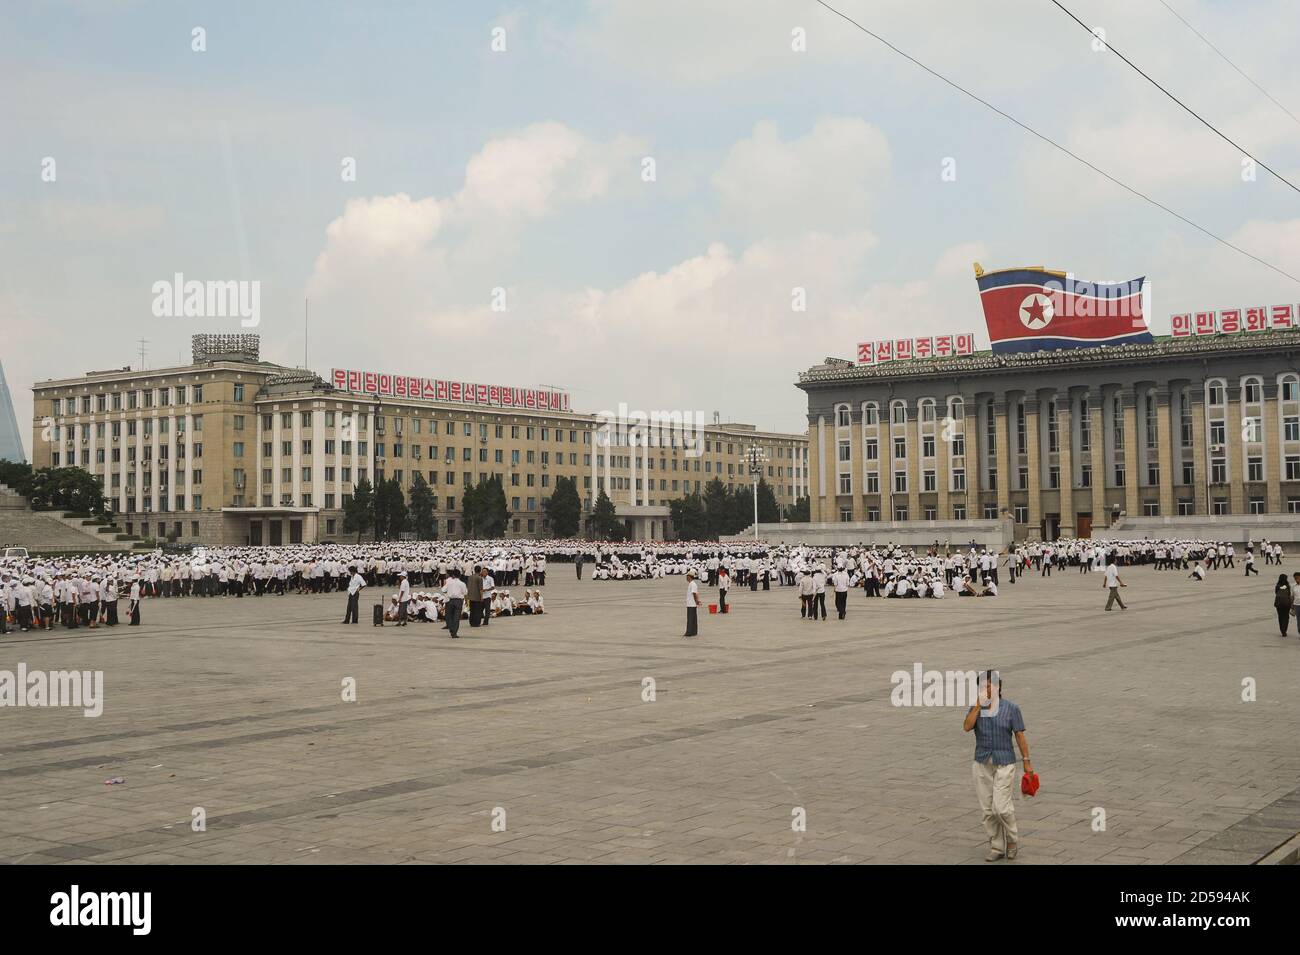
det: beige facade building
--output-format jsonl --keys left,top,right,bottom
{"left": 798, "top": 334, "right": 1300, "bottom": 542}
{"left": 31, "top": 336, "right": 808, "bottom": 545}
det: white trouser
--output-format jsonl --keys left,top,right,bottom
{"left": 973, "top": 758, "right": 1019, "bottom": 853}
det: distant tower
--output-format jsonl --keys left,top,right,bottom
{"left": 0, "top": 358, "right": 25, "bottom": 462}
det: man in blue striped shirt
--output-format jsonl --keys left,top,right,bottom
{"left": 963, "top": 670, "right": 1033, "bottom": 861}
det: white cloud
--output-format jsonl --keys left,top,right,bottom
{"left": 712, "top": 118, "right": 890, "bottom": 236}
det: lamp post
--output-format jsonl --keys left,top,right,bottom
{"left": 746, "top": 444, "right": 769, "bottom": 541}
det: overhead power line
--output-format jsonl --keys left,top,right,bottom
{"left": 1156, "top": 0, "right": 1300, "bottom": 130}
{"left": 807, "top": 0, "right": 1300, "bottom": 286}
{"left": 1047, "top": 0, "right": 1300, "bottom": 197}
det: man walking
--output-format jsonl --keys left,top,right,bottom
{"left": 395, "top": 571, "right": 411, "bottom": 627}
{"left": 1104, "top": 556, "right": 1127, "bottom": 610}
{"left": 831, "top": 565, "right": 850, "bottom": 619}
{"left": 443, "top": 571, "right": 467, "bottom": 638}
{"left": 963, "top": 670, "right": 1032, "bottom": 862}
{"left": 683, "top": 570, "right": 700, "bottom": 638}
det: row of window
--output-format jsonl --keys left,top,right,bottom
{"left": 52, "top": 385, "right": 208, "bottom": 415}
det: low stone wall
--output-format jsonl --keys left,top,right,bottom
{"left": 1095, "top": 515, "right": 1300, "bottom": 544}
{"left": 723, "top": 518, "right": 1015, "bottom": 551}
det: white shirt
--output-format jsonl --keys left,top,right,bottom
{"left": 686, "top": 580, "right": 700, "bottom": 607}
{"left": 1105, "top": 564, "right": 1120, "bottom": 587}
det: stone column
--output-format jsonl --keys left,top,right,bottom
{"left": 993, "top": 397, "right": 1010, "bottom": 519}
{"left": 1056, "top": 391, "right": 1074, "bottom": 538}
{"left": 1121, "top": 391, "right": 1139, "bottom": 519}
{"left": 963, "top": 395, "right": 981, "bottom": 518}
{"left": 1088, "top": 389, "right": 1106, "bottom": 528}
{"left": 1189, "top": 389, "right": 1207, "bottom": 514}
{"left": 937, "top": 400, "right": 951, "bottom": 520}
{"left": 1225, "top": 385, "right": 1245, "bottom": 514}
{"left": 906, "top": 405, "right": 921, "bottom": 521}
{"left": 1155, "top": 389, "right": 1175, "bottom": 517}
{"left": 1264, "top": 383, "right": 1282, "bottom": 513}
{"left": 1024, "top": 394, "right": 1041, "bottom": 536}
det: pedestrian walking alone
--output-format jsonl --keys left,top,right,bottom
{"left": 1103, "top": 558, "right": 1127, "bottom": 610}
{"left": 1274, "top": 574, "right": 1292, "bottom": 637}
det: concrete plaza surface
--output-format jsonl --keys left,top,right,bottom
{"left": 2, "top": 564, "right": 1298, "bottom": 865}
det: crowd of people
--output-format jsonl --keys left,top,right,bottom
{"left": 2, "top": 535, "right": 1292, "bottom": 638}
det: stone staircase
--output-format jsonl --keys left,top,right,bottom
{"left": 0, "top": 483, "right": 151, "bottom": 553}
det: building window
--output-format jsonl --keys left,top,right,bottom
{"left": 866, "top": 472, "right": 880, "bottom": 494}
{"left": 838, "top": 440, "right": 851, "bottom": 463}
{"left": 1081, "top": 464, "right": 1092, "bottom": 488}
{"left": 1048, "top": 465, "right": 1060, "bottom": 489}
{"left": 1115, "top": 466, "right": 1125, "bottom": 487}
{"left": 866, "top": 507, "right": 880, "bottom": 521}
{"left": 983, "top": 505, "right": 999, "bottom": 519}
{"left": 894, "top": 505, "right": 909, "bottom": 521}
{"left": 1143, "top": 502, "right": 1159, "bottom": 516}
{"left": 952, "top": 505, "right": 966, "bottom": 520}
{"left": 1213, "top": 497, "right": 1229, "bottom": 515}
{"left": 893, "top": 471, "right": 907, "bottom": 493}
{"left": 839, "top": 507, "right": 853, "bottom": 522}
{"left": 1212, "top": 460, "right": 1228, "bottom": 483}
{"left": 837, "top": 408, "right": 851, "bottom": 427}
{"left": 838, "top": 473, "right": 852, "bottom": 494}
{"left": 1247, "top": 457, "right": 1264, "bottom": 482}
{"left": 1018, "top": 466, "right": 1028, "bottom": 490}
{"left": 923, "top": 471, "right": 936, "bottom": 492}
{"left": 1178, "top": 500, "right": 1194, "bottom": 516}
{"left": 1289, "top": 498, "right": 1300, "bottom": 514}
{"left": 1249, "top": 497, "right": 1266, "bottom": 515}
{"left": 1014, "top": 505, "right": 1028, "bottom": 524}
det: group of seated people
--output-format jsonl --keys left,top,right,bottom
{"left": 878, "top": 572, "right": 998, "bottom": 598}
{"left": 383, "top": 588, "right": 545, "bottom": 622}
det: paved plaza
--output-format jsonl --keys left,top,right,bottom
{"left": 2, "top": 563, "right": 1299, "bottom": 865}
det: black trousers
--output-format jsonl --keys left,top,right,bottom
{"left": 815, "top": 592, "right": 827, "bottom": 619}
{"left": 684, "top": 605, "right": 698, "bottom": 636}
{"left": 344, "top": 592, "right": 360, "bottom": 623}
{"left": 446, "top": 598, "right": 464, "bottom": 637}
{"left": 718, "top": 589, "right": 728, "bottom": 613}
{"left": 835, "top": 591, "right": 847, "bottom": 618}
{"left": 1276, "top": 606, "right": 1290, "bottom": 635}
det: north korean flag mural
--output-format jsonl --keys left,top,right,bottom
{"left": 975, "top": 266, "right": 1153, "bottom": 355}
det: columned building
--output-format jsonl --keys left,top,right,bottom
{"left": 31, "top": 336, "right": 808, "bottom": 545}
{"left": 798, "top": 334, "right": 1300, "bottom": 541}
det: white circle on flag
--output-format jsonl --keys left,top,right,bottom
{"left": 1018, "top": 293, "right": 1054, "bottom": 330}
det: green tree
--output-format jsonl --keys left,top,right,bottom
{"left": 476, "top": 475, "right": 510, "bottom": 538}
{"left": 701, "top": 478, "right": 731, "bottom": 539}
{"left": 788, "top": 495, "right": 810, "bottom": 522}
{"left": 408, "top": 472, "right": 435, "bottom": 539}
{"left": 460, "top": 481, "right": 481, "bottom": 537}
{"left": 756, "top": 477, "right": 781, "bottom": 523}
{"left": 731, "top": 484, "right": 754, "bottom": 535}
{"left": 543, "top": 475, "right": 582, "bottom": 537}
{"left": 590, "top": 488, "right": 624, "bottom": 541}
{"left": 668, "top": 491, "right": 708, "bottom": 540}
{"left": 27, "top": 466, "right": 111, "bottom": 517}
{"left": 385, "top": 477, "right": 408, "bottom": 539}
{"left": 344, "top": 477, "right": 374, "bottom": 542}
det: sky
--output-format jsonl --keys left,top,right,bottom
{"left": 4, "top": 0, "right": 1300, "bottom": 453}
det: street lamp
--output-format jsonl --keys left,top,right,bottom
{"left": 746, "top": 444, "right": 769, "bottom": 541}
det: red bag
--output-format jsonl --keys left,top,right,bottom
{"left": 1021, "top": 771, "right": 1040, "bottom": 797}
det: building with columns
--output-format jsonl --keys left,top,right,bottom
{"left": 798, "top": 333, "right": 1300, "bottom": 542}
{"left": 30, "top": 336, "right": 808, "bottom": 545}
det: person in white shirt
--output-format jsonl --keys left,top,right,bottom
{"left": 831, "top": 568, "right": 851, "bottom": 619}
{"left": 717, "top": 567, "right": 730, "bottom": 614}
{"left": 395, "top": 571, "right": 411, "bottom": 627}
{"left": 442, "top": 571, "right": 468, "bottom": 638}
{"left": 1104, "top": 560, "right": 1128, "bottom": 610}
{"left": 342, "top": 566, "right": 366, "bottom": 624}
{"left": 480, "top": 570, "right": 495, "bottom": 627}
{"left": 684, "top": 571, "right": 700, "bottom": 637}
{"left": 128, "top": 577, "right": 142, "bottom": 626}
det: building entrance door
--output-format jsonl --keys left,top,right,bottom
{"left": 250, "top": 521, "right": 263, "bottom": 545}
{"left": 1077, "top": 513, "right": 1092, "bottom": 539}
{"left": 269, "top": 520, "right": 283, "bottom": 546}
